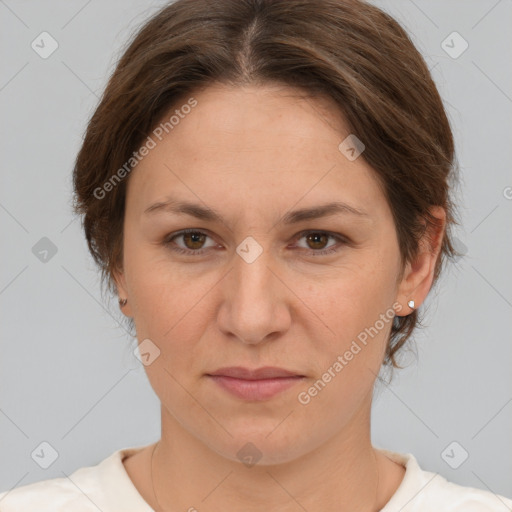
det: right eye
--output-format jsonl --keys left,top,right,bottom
{"left": 163, "top": 229, "right": 217, "bottom": 255}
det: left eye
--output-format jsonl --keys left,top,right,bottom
{"left": 164, "top": 229, "right": 346, "bottom": 256}
{"left": 295, "top": 231, "right": 342, "bottom": 255}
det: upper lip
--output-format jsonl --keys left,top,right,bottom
{"left": 207, "top": 366, "right": 304, "bottom": 380}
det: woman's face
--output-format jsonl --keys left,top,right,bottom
{"left": 116, "top": 83, "right": 418, "bottom": 464}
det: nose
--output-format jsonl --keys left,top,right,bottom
{"left": 217, "top": 245, "right": 292, "bottom": 345}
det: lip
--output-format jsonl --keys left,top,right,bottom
{"left": 206, "top": 366, "right": 305, "bottom": 401}
{"left": 207, "top": 366, "right": 304, "bottom": 380}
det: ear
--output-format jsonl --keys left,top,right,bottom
{"left": 112, "top": 267, "right": 134, "bottom": 318}
{"left": 395, "top": 206, "right": 446, "bottom": 315}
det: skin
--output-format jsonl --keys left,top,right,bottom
{"left": 115, "top": 83, "right": 445, "bottom": 511}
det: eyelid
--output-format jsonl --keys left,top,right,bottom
{"left": 291, "top": 230, "right": 349, "bottom": 256}
{"left": 165, "top": 228, "right": 349, "bottom": 256}
{"left": 165, "top": 228, "right": 219, "bottom": 252}
{"left": 293, "top": 229, "right": 347, "bottom": 244}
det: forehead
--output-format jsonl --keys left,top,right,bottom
{"left": 172, "top": 83, "right": 348, "bottom": 151}
{"left": 126, "top": 83, "right": 387, "bottom": 221}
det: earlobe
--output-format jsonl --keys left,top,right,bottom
{"left": 112, "top": 268, "right": 132, "bottom": 316}
{"left": 395, "top": 206, "right": 446, "bottom": 315}
{"left": 112, "top": 268, "right": 127, "bottom": 297}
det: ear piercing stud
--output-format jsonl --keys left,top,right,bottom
{"left": 407, "top": 300, "right": 415, "bottom": 309}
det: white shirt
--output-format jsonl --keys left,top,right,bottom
{"left": 0, "top": 445, "right": 511, "bottom": 511}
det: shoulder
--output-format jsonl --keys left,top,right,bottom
{"left": 421, "top": 474, "right": 512, "bottom": 511}
{"left": 379, "top": 449, "right": 512, "bottom": 512}
{"left": 0, "top": 445, "right": 146, "bottom": 512}
{"left": 0, "top": 473, "right": 98, "bottom": 512}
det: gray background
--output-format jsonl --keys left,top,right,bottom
{"left": 1, "top": 0, "right": 511, "bottom": 502}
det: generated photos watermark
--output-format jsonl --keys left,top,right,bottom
{"left": 93, "top": 97, "right": 198, "bottom": 200}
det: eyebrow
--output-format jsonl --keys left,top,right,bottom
{"left": 143, "top": 197, "right": 369, "bottom": 224}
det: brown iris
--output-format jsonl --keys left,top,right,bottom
{"left": 305, "top": 232, "right": 329, "bottom": 250}
{"left": 182, "top": 231, "right": 207, "bottom": 250}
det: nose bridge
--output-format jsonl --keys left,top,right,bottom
{"left": 220, "top": 235, "right": 288, "bottom": 344}
{"left": 233, "top": 235, "right": 275, "bottom": 307}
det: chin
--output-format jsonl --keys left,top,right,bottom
{"left": 208, "top": 426, "right": 309, "bottom": 467}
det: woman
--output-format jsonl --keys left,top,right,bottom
{"left": 1, "top": 0, "right": 510, "bottom": 510}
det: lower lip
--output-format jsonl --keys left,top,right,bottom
{"left": 207, "top": 375, "right": 305, "bottom": 401}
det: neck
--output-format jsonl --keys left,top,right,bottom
{"left": 150, "top": 402, "right": 388, "bottom": 512}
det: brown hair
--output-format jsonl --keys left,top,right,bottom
{"left": 72, "top": 0, "right": 459, "bottom": 369}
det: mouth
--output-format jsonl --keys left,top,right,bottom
{"left": 205, "top": 366, "right": 306, "bottom": 401}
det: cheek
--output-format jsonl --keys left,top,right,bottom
{"left": 123, "top": 231, "right": 191, "bottom": 323}
{"left": 291, "top": 268, "right": 397, "bottom": 429}
{"left": 129, "top": 263, "right": 208, "bottom": 339}
{"left": 301, "top": 260, "right": 398, "bottom": 335}
{"left": 292, "top": 258, "right": 399, "bottom": 381}
{"left": 124, "top": 241, "right": 222, "bottom": 372}
{"left": 126, "top": 260, "right": 213, "bottom": 397}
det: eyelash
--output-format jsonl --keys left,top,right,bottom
{"left": 163, "top": 228, "right": 348, "bottom": 257}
